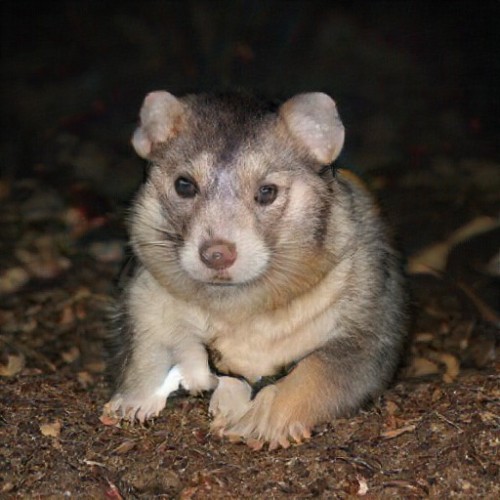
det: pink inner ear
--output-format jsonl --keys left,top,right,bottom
{"left": 280, "top": 93, "right": 345, "bottom": 165}
{"left": 131, "top": 128, "right": 152, "bottom": 159}
{"left": 131, "top": 91, "right": 185, "bottom": 159}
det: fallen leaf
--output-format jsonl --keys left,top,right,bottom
{"left": 59, "top": 305, "right": 75, "bottom": 325}
{"left": 439, "top": 352, "right": 460, "bottom": 383}
{"left": 431, "top": 387, "right": 443, "bottom": 403}
{"left": 381, "top": 424, "right": 416, "bottom": 439}
{"left": 83, "top": 459, "right": 107, "bottom": 468}
{"left": 0, "top": 353, "right": 26, "bottom": 377}
{"left": 61, "top": 346, "right": 80, "bottom": 363}
{"left": 357, "top": 475, "right": 369, "bottom": 496}
{"left": 113, "top": 440, "right": 136, "bottom": 455}
{"left": 77, "top": 371, "right": 94, "bottom": 388}
{"left": 414, "top": 332, "right": 435, "bottom": 343}
{"left": 84, "top": 361, "right": 106, "bottom": 373}
{"left": 406, "top": 357, "right": 440, "bottom": 378}
{"left": 448, "top": 216, "right": 499, "bottom": 246}
{"left": 479, "top": 411, "right": 499, "bottom": 424}
{"left": 385, "top": 400, "right": 399, "bottom": 416}
{"left": 40, "top": 420, "right": 62, "bottom": 438}
{"left": 484, "top": 250, "right": 500, "bottom": 277}
{"left": 1, "top": 482, "right": 14, "bottom": 494}
{"left": 407, "top": 216, "right": 499, "bottom": 274}
{"left": 407, "top": 242, "right": 449, "bottom": 274}
{"left": 0, "top": 267, "right": 30, "bottom": 295}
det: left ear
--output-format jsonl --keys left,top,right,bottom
{"left": 131, "top": 91, "right": 186, "bottom": 159}
{"left": 279, "top": 92, "right": 345, "bottom": 165}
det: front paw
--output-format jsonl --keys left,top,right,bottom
{"left": 101, "top": 367, "right": 184, "bottom": 424}
{"left": 209, "top": 376, "right": 253, "bottom": 432}
{"left": 209, "top": 383, "right": 313, "bottom": 450}
{"left": 101, "top": 390, "right": 168, "bottom": 424}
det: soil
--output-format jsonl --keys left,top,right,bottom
{"left": 1, "top": 2, "right": 499, "bottom": 498}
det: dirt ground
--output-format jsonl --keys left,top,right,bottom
{"left": 1, "top": 2, "right": 499, "bottom": 498}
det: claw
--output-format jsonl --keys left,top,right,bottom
{"left": 227, "top": 433, "right": 244, "bottom": 444}
{"left": 268, "top": 440, "right": 279, "bottom": 451}
{"left": 279, "top": 436, "right": 291, "bottom": 449}
{"left": 290, "top": 423, "right": 311, "bottom": 443}
{"left": 247, "top": 438, "right": 264, "bottom": 451}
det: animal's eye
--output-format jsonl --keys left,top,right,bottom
{"left": 175, "top": 176, "right": 198, "bottom": 198}
{"left": 255, "top": 184, "right": 278, "bottom": 205}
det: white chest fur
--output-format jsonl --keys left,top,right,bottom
{"left": 130, "top": 253, "right": 352, "bottom": 384}
{"left": 206, "top": 257, "right": 352, "bottom": 381}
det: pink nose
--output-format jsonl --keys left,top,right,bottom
{"left": 199, "top": 240, "right": 237, "bottom": 270}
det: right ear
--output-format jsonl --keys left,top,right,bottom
{"left": 279, "top": 92, "right": 344, "bottom": 166}
{"left": 131, "top": 91, "right": 185, "bottom": 159}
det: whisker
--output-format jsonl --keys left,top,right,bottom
{"left": 135, "top": 241, "right": 174, "bottom": 247}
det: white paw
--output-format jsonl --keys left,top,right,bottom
{"left": 103, "top": 390, "right": 168, "bottom": 423}
{"left": 209, "top": 376, "right": 253, "bottom": 431}
{"left": 102, "top": 365, "right": 186, "bottom": 423}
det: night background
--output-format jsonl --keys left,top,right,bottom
{"left": 1, "top": 1, "right": 499, "bottom": 497}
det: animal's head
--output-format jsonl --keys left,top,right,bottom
{"left": 129, "top": 91, "right": 345, "bottom": 308}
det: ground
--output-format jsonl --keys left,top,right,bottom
{"left": 0, "top": 2, "right": 499, "bottom": 498}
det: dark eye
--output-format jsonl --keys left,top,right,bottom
{"left": 255, "top": 184, "right": 278, "bottom": 205}
{"left": 175, "top": 177, "right": 198, "bottom": 198}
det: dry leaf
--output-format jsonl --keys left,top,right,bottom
{"left": 357, "top": 475, "right": 369, "bottom": 496}
{"left": 385, "top": 400, "right": 399, "bottom": 416}
{"left": 61, "top": 346, "right": 80, "bottom": 363}
{"left": 407, "top": 216, "right": 499, "bottom": 274}
{"left": 84, "top": 361, "right": 106, "bottom": 373}
{"left": 415, "top": 332, "right": 435, "bottom": 343}
{"left": 448, "top": 216, "right": 499, "bottom": 246}
{"left": 406, "top": 357, "right": 440, "bottom": 378}
{"left": 407, "top": 242, "right": 449, "bottom": 274}
{"left": 113, "top": 440, "right": 136, "bottom": 455}
{"left": 485, "top": 250, "right": 500, "bottom": 277}
{"left": 40, "top": 420, "right": 62, "bottom": 438}
{"left": 431, "top": 387, "right": 443, "bottom": 403}
{"left": 59, "top": 305, "right": 75, "bottom": 325}
{"left": 0, "top": 353, "right": 26, "bottom": 377}
{"left": 439, "top": 352, "right": 460, "bottom": 383}
{"left": 381, "top": 424, "right": 416, "bottom": 439}
{"left": 77, "top": 371, "right": 94, "bottom": 388}
{"left": 0, "top": 267, "right": 30, "bottom": 295}
{"left": 479, "top": 411, "right": 498, "bottom": 423}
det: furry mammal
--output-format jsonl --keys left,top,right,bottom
{"left": 102, "top": 90, "right": 406, "bottom": 449}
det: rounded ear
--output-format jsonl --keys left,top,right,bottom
{"left": 131, "top": 91, "right": 185, "bottom": 159}
{"left": 279, "top": 92, "right": 345, "bottom": 165}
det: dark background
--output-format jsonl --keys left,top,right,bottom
{"left": 2, "top": 0, "right": 499, "bottom": 191}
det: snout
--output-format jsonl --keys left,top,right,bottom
{"left": 199, "top": 239, "right": 237, "bottom": 270}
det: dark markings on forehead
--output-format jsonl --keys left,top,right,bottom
{"left": 189, "top": 92, "right": 275, "bottom": 119}
{"left": 164, "top": 93, "right": 319, "bottom": 181}
{"left": 186, "top": 92, "right": 275, "bottom": 164}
